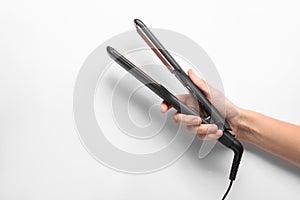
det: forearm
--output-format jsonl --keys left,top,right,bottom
{"left": 235, "top": 108, "right": 300, "bottom": 167}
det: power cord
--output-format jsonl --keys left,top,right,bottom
{"left": 222, "top": 180, "right": 234, "bottom": 200}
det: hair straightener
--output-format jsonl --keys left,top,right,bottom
{"left": 107, "top": 19, "right": 243, "bottom": 199}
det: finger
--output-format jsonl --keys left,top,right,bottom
{"left": 186, "top": 124, "right": 219, "bottom": 135}
{"left": 176, "top": 94, "right": 200, "bottom": 113}
{"left": 160, "top": 100, "right": 172, "bottom": 113}
{"left": 197, "top": 130, "right": 223, "bottom": 140}
{"left": 173, "top": 113, "right": 202, "bottom": 125}
{"left": 187, "top": 69, "right": 210, "bottom": 96}
{"left": 199, "top": 108, "right": 208, "bottom": 118}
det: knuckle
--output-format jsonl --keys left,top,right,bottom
{"left": 197, "top": 134, "right": 206, "bottom": 140}
{"left": 196, "top": 125, "right": 205, "bottom": 134}
{"left": 173, "top": 113, "right": 181, "bottom": 123}
{"left": 196, "top": 126, "right": 203, "bottom": 134}
{"left": 173, "top": 115, "right": 178, "bottom": 123}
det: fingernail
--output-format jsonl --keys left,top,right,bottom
{"left": 192, "top": 118, "right": 200, "bottom": 125}
{"left": 208, "top": 125, "right": 218, "bottom": 134}
{"left": 216, "top": 130, "right": 223, "bottom": 137}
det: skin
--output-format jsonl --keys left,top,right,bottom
{"left": 160, "top": 69, "right": 300, "bottom": 168}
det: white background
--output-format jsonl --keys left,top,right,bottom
{"left": 1, "top": 0, "right": 300, "bottom": 199}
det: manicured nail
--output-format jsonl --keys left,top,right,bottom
{"left": 192, "top": 118, "right": 200, "bottom": 125}
{"left": 207, "top": 125, "right": 218, "bottom": 134}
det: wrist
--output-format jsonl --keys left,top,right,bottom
{"left": 233, "top": 108, "right": 258, "bottom": 143}
{"left": 227, "top": 106, "right": 243, "bottom": 138}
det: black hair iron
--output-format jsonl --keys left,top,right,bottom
{"left": 107, "top": 19, "right": 243, "bottom": 199}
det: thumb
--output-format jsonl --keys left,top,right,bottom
{"left": 187, "top": 69, "right": 209, "bottom": 95}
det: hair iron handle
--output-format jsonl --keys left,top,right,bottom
{"left": 174, "top": 68, "right": 243, "bottom": 180}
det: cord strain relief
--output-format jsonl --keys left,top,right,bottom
{"left": 229, "top": 139, "right": 244, "bottom": 180}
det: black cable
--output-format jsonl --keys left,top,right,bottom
{"left": 222, "top": 180, "right": 233, "bottom": 200}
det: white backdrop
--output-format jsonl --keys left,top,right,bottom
{"left": 0, "top": 0, "right": 299, "bottom": 199}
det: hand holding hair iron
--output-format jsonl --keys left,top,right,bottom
{"left": 133, "top": 19, "right": 243, "bottom": 180}
{"left": 107, "top": 19, "right": 243, "bottom": 199}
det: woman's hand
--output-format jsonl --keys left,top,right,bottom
{"left": 160, "top": 69, "right": 242, "bottom": 140}
{"left": 161, "top": 68, "right": 300, "bottom": 167}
